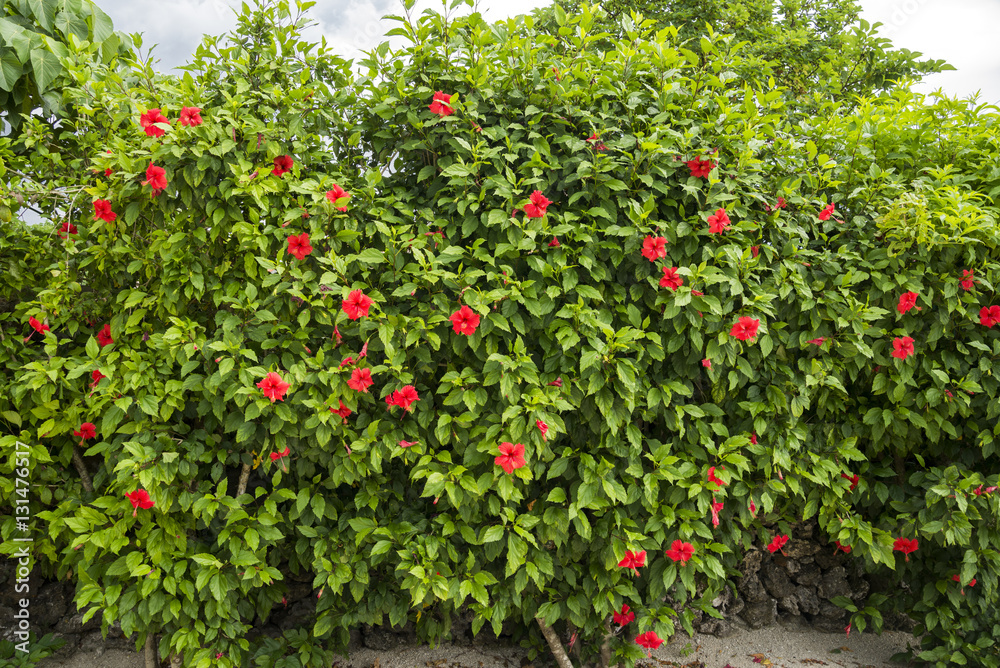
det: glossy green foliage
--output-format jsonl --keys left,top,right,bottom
{"left": 0, "top": 1, "right": 998, "bottom": 667}
{"left": 531, "top": 0, "right": 953, "bottom": 117}
{"left": 0, "top": 0, "right": 133, "bottom": 134}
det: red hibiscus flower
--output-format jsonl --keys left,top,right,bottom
{"left": 90, "top": 369, "right": 106, "bottom": 388}
{"left": 450, "top": 306, "right": 481, "bottom": 335}
{"left": 642, "top": 236, "right": 668, "bottom": 261}
{"left": 548, "top": 237, "right": 560, "bottom": 247}
{"left": 73, "top": 422, "right": 97, "bottom": 440}
{"left": 523, "top": 190, "right": 551, "bottom": 218}
{"left": 961, "top": 269, "right": 975, "bottom": 291}
{"left": 272, "top": 155, "right": 294, "bottom": 177}
{"left": 617, "top": 549, "right": 646, "bottom": 575}
{"left": 326, "top": 184, "right": 351, "bottom": 211}
{"left": 536, "top": 419, "right": 548, "bottom": 440}
{"left": 691, "top": 289, "right": 703, "bottom": 296}
{"left": 665, "top": 540, "right": 695, "bottom": 564}
{"left": 613, "top": 604, "right": 635, "bottom": 626}
{"left": 893, "top": 537, "right": 918, "bottom": 561}
{"left": 702, "top": 358, "right": 711, "bottom": 368}
{"left": 750, "top": 245, "right": 760, "bottom": 258}
{"left": 28, "top": 316, "right": 50, "bottom": 336}
{"left": 730, "top": 316, "right": 760, "bottom": 341}
{"left": 495, "top": 442, "right": 526, "bottom": 474}
{"left": 139, "top": 108, "right": 169, "bottom": 137}
{"left": 143, "top": 163, "right": 167, "bottom": 196}
{"left": 256, "top": 372, "right": 290, "bottom": 402}
{"left": 891, "top": 336, "right": 915, "bottom": 360}
{"left": 897, "top": 291, "right": 919, "bottom": 314}
{"left": 428, "top": 91, "right": 454, "bottom": 116}
{"left": 547, "top": 377, "right": 562, "bottom": 387}
{"left": 952, "top": 574, "right": 976, "bottom": 595}
{"left": 750, "top": 432, "right": 757, "bottom": 445}
{"left": 710, "top": 497, "right": 724, "bottom": 527}
{"left": 707, "top": 466, "right": 727, "bottom": 487}
{"left": 586, "top": 132, "right": 608, "bottom": 150}
{"left": 390, "top": 385, "right": 420, "bottom": 411}
{"left": 635, "top": 631, "right": 663, "bottom": 653}
{"left": 330, "top": 400, "right": 352, "bottom": 423}
{"left": 287, "top": 232, "right": 313, "bottom": 260}
{"left": 58, "top": 221, "right": 78, "bottom": 238}
{"left": 126, "top": 489, "right": 154, "bottom": 516}
{"left": 767, "top": 534, "right": 789, "bottom": 555}
{"left": 339, "top": 356, "right": 355, "bottom": 368}
{"left": 686, "top": 158, "right": 715, "bottom": 178}
{"left": 659, "top": 266, "right": 683, "bottom": 291}
{"left": 342, "top": 289, "right": 374, "bottom": 320}
{"left": 841, "top": 473, "right": 859, "bottom": 490}
{"left": 818, "top": 202, "right": 835, "bottom": 220}
{"left": 348, "top": 368, "right": 373, "bottom": 393}
{"left": 93, "top": 199, "right": 116, "bottom": 222}
{"left": 269, "top": 446, "right": 291, "bottom": 462}
{"left": 97, "top": 324, "right": 114, "bottom": 347}
{"left": 333, "top": 324, "right": 342, "bottom": 345}
{"left": 399, "top": 440, "right": 419, "bottom": 448}
{"left": 707, "top": 208, "right": 731, "bottom": 234}
{"left": 980, "top": 305, "right": 1000, "bottom": 328}
{"left": 834, "top": 541, "right": 851, "bottom": 555}
{"left": 178, "top": 106, "right": 203, "bottom": 126}
{"left": 749, "top": 498, "right": 757, "bottom": 516}
{"left": 777, "top": 197, "right": 787, "bottom": 209}
{"left": 807, "top": 337, "right": 826, "bottom": 346}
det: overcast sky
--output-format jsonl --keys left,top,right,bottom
{"left": 101, "top": 0, "right": 1000, "bottom": 105}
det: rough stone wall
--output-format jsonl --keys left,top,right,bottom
{"left": 1, "top": 522, "right": 915, "bottom": 660}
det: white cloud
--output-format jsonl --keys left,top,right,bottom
{"left": 97, "top": 0, "right": 1000, "bottom": 106}
{"left": 103, "top": 0, "right": 239, "bottom": 68}
{"left": 99, "top": 0, "right": 549, "bottom": 70}
{"left": 860, "top": 0, "right": 1000, "bottom": 104}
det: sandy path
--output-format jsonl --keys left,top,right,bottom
{"left": 38, "top": 627, "right": 918, "bottom": 668}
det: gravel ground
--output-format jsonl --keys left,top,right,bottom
{"left": 36, "top": 626, "right": 919, "bottom": 668}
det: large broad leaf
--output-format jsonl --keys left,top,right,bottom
{"left": 0, "top": 52, "right": 23, "bottom": 92}
{"left": 0, "top": 18, "right": 34, "bottom": 64}
{"left": 88, "top": 4, "right": 114, "bottom": 42}
{"left": 27, "top": 0, "right": 59, "bottom": 32}
{"left": 29, "top": 47, "right": 60, "bottom": 91}
{"left": 54, "top": 10, "right": 88, "bottom": 41}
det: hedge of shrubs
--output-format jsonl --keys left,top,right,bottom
{"left": 1, "top": 1, "right": 999, "bottom": 667}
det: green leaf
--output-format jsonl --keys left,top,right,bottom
{"left": 356, "top": 248, "right": 385, "bottom": 264}
{"left": 482, "top": 525, "right": 504, "bottom": 543}
{"left": 85, "top": 335, "right": 99, "bottom": 360}
{"left": 506, "top": 534, "right": 527, "bottom": 577}
{"left": 0, "top": 52, "right": 24, "bottom": 92}
{"left": 138, "top": 395, "right": 159, "bottom": 417}
{"left": 29, "top": 47, "right": 60, "bottom": 92}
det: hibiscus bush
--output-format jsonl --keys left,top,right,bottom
{"left": 2, "top": 1, "right": 1000, "bottom": 667}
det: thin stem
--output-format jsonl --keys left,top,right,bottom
{"left": 144, "top": 635, "right": 156, "bottom": 668}
{"left": 536, "top": 617, "right": 574, "bottom": 668}
{"left": 72, "top": 445, "right": 93, "bottom": 493}
{"left": 237, "top": 462, "right": 252, "bottom": 497}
